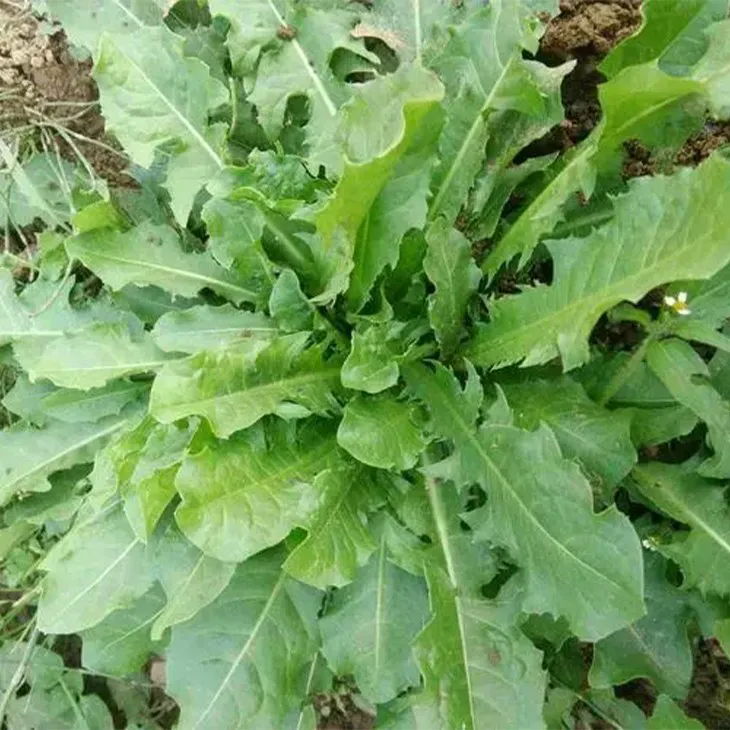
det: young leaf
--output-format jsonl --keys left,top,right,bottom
{"left": 467, "top": 156, "right": 730, "bottom": 371}
{"left": 151, "top": 304, "right": 278, "bottom": 354}
{"left": 646, "top": 338, "right": 730, "bottom": 478}
{"left": 269, "top": 269, "right": 315, "bottom": 332}
{"left": 0, "top": 410, "right": 133, "bottom": 506}
{"left": 166, "top": 547, "right": 321, "bottom": 730}
{"left": 105, "top": 416, "right": 197, "bottom": 540}
{"left": 80, "top": 584, "right": 167, "bottom": 676}
{"left": 648, "top": 695, "right": 704, "bottom": 730}
{"left": 37, "top": 505, "right": 153, "bottom": 634}
{"left": 341, "top": 324, "right": 401, "bottom": 394}
{"left": 502, "top": 377, "right": 637, "bottom": 490}
{"left": 67, "top": 222, "right": 256, "bottom": 304}
{"left": 174, "top": 419, "right": 341, "bottom": 562}
{"left": 424, "top": 219, "right": 481, "bottom": 358}
{"left": 201, "top": 197, "right": 275, "bottom": 306}
{"left": 283, "top": 465, "right": 383, "bottom": 589}
{"left": 151, "top": 525, "right": 236, "bottom": 640}
{"left": 413, "top": 480, "right": 547, "bottom": 730}
{"left": 312, "top": 64, "right": 444, "bottom": 302}
{"left": 337, "top": 394, "right": 429, "bottom": 471}
{"left": 590, "top": 551, "right": 694, "bottom": 698}
{"left": 93, "top": 26, "right": 227, "bottom": 223}
{"left": 150, "top": 334, "right": 342, "bottom": 437}
{"left": 319, "top": 531, "right": 429, "bottom": 704}
{"left": 407, "top": 363, "right": 644, "bottom": 640}
{"left": 633, "top": 463, "right": 730, "bottom": 597}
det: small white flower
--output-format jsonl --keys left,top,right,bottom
{"left": 664, "top": 291, "right": 691, "bottom": 316}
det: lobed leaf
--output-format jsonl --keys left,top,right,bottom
{"left": 467, "top": 157, "right": 730, "bottom": 371}
{"left": 174, "top": 419, "right": 341, "bottom": 562}
{"left": 150, "top": 333, "right": 342, "bottom": 437}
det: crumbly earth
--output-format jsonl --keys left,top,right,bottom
{"left": 0, "top": 0, "right": 131, "bottom": 185}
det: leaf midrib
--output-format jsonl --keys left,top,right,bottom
{"left": 163, "top": 366, "right": 341, "bottom": 414}
{"left": 191, "top": 570, "right": 288, "bottom": 729}
{"left": 431, "top": 388, "right": 627, "bottom": 593}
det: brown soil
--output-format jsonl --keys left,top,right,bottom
{"left": 675, "top": 121, "right": 730, "bottom": 166}
{"left": 622, "top": 121, "right": 730, "bottom": 180}
{"left": 541, "top": 0, "right": 643, "bottom": 59}
{"left": 528, "top": 0, "right": 643, "bottom": 156}
{"left": 315, "top": 693, "right": 374, "bottom": 730}
{"left": 0, "top": 0, "right": 132, "bottom": 186}
{"left": 683, "top": 640, "right": 730, "bottom": 729}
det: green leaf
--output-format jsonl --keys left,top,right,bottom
{"left": 0, "top": 151, "right": 90, "bottom": 229}
{"left": 151, "top": 525, "right": 236, "bottom": 640}
{"left": 413, "top": 479, "right": 547, "bottom": 730}
{"left": 312, "top": 64, "right": 443, "bottom": 302}
{"left": 37, "top": 505, "right": 152, "bottom": 634}
{"left": 269, "top": 269, "right": 314, "bottom": 332}
{"left": 600, "top": 0, "right": 725, "bottom": 78}
{"left": 174, "top": 419, "right": 341, "bottom": 562}
{"left": 337, "top": 394, "right": 429, "bottom": 471}
{"left": 467, "top": 156, "right": 730, "bottom": 371}
{"left": 648, "top": 695, "right": 704, "bottom": 730}
{"left": 283, "top": 465, "right": 383, "bottom": 588}
{"left": 502, "top": 376, "right": 636, "bottom": 490}
{"left": 17, "top": 322, "right": 171, "bottom": 390}
{"left": 0, "top": 410, "right": 133, "bottom": 507}
{"left": 81, "top": 584, "right": 167, "bottom": 676}
{"left": 212, "top": 0, "right": 374, "bottom": 169}
{"left": 407, "top": 363, "right": 644, "bottom": 640}
{"left": 103, "top": 415, "right": 197, "bottom": 540}
{"left": 356, "top": 0, "right": 466, "bottom": 64}
{"left": 0, "top": 271, "right": 105, "bottom": 347}
{"left": 483, "top": 52, "right": 719, "bottom": 276}
{"left": 632, "top": 462, "right": 730, "bottom": 597}
{"left": 319, "top": 530, "right": 429, "bottom": 703}
{"left": 340, "top": 324, "right": 400, "bottom": 394}
{"left": 151, "top": 304, "right": 277, "bottom": 354}
{"left": 150, "top": 334, "right": 342, "bottom": 437}
{"left": 3, "top": 378, "right": 148, "bottom": 425}
{"left": 166, "top": 547, "right": 321, "bottom": 730}
{"left": 690, "top": 19, "right": 730, "bottom": 117}
{"left": 423, "top": 219, "right": 481, "bottom": 358}
{"left": 201, "top": 197, "right": 275, "bottom": 306}
{"left": 646, "top": 338, "right": 730, "bottom": 478}
{"left": 67, "top": 222, "right": 256, "bottom": 304}
{"left": 93, "top": 26, "right": 227, "bottom": 223}
{"left": 44, "top": 0, "right": 165, "bottom": 51}
{"left": 428, "top": 2, "right": 572, "bottom": 224}
{"left": 590, "top": 551, "right": 694, "bottom": 698}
